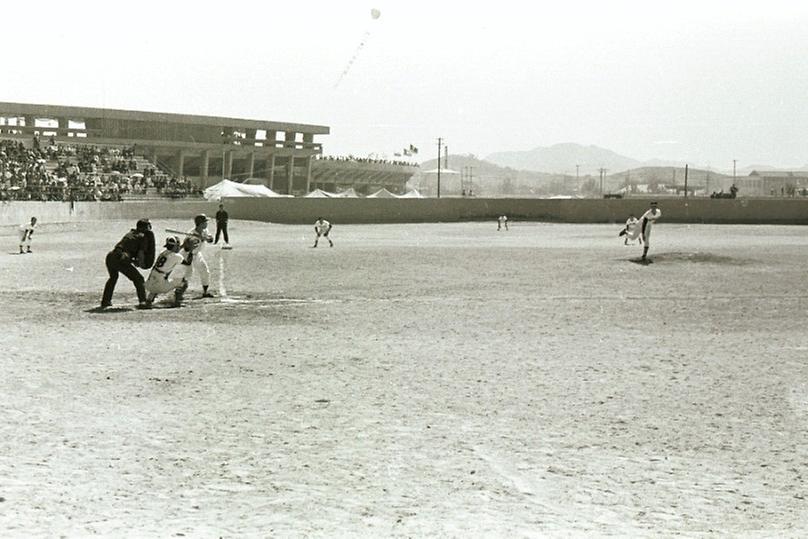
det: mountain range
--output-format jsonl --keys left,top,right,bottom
{"left": 483, "top": 143, "right": 808, "bottom": 176}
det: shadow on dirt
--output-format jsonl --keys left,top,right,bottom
{"left": 85, "top": 306, "right": 133, "bottom": 314}
{"left": 627, "top": 251, "right": 751, "bottom": 266}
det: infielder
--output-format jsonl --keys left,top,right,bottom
{"left": 618, "top": 214, "right": 641, "bottom": 245}
{"left": 179, "top": 214, "right": 215, "bottom": 297}
{"left": 497, "top": 215, "right": 509, "bottom": 231}
{"left": 639, "top": 201, "right": 661, "bottom": 260}
{"left": 18, "top": 216, "right": 37, "bottom": 253}
{"left": 313, "top": 217, "right": 333, "bottom": 248}
{"left": 144, "top": 236, "right": 189, "bottom": 307}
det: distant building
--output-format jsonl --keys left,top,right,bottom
{"left": 737, "top": 170, "right": 808, "bottom": 197}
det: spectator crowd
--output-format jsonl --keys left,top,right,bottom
{"left": 316, "top": 154, "right": 418, "bottom": 167}
{"left": 1, "top": 138, "right": 198, "bottom": 201}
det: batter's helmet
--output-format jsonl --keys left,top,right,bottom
{"left": 136, "top": 218, "right": 151, "bottom": 231}
{"left": 194, "top": 214, "right": 208, "bottom": 226}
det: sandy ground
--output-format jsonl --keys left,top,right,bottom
{"left": 1, "top": 219, "right": 807, "bottom": 538}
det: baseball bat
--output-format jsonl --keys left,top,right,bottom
{"left": 164, "top": 228, "right": 201, "bottom": 237}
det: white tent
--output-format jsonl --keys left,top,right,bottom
{"left": 203, "top": 179, "right": 292, "bottom": 201}
{"left": 305, "top": 189, "right": 338, "bottom": 198}
{"left": 367, "top": 188, "right": 398, "bottom": 198}
{"left": 398, "top": 188, "right": 424, "bottom": 198}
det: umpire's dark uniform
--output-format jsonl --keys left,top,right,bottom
{"left": 101, "top": 220, "right": 154, "bottom": 308}
{"left": 215, "top": 206, "right": 229, "bottom": 244}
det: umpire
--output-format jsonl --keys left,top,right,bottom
{"left": 101, "top": 218, "right": 155, "bottom": 309}
{"left": 214, "top": 203, "right": 230, "bottom": 247}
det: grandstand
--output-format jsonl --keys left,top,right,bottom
{"left": 0, "top": 102, "right": 419, "bottom": 198}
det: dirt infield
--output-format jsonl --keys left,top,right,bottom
{"left": 1, "top": 220, "right": 807, "bottom": 537}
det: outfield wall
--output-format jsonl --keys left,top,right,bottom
{"left": 1, "top": 198, "right": 807, "bottom": 227}
{"left": 226, "top": 197, "right": 808, "bottom": 225}
{"left": 0, "top": 200, "right": 216, "bottom": 228}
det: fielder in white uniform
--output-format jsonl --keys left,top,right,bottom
{"left": 619, "top": 214, "right": 641, "bottom": 245}
{"left": 497, "top": 215, "right": 509, "bottom": 231}
{"left": 313, "top": 217, "right": 333, "bottom": 248}
{"left": 18, "top": 217, "right": 37, "bottom": 254}
{"left": 639, "top": 202, "right": 661, "bottom": 260}
{"left": 144, "top": 236, "right": 188, "bottom": 307}
{"left": 181, "top": 214, "right": 215, "bottom": 297}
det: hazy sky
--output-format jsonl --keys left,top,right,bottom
{"left": 4, "top": 0, "right": 808, "bottom": 171}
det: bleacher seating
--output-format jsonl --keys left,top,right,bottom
{"left": 0, "top": 138, "right": 200, "bottom": 201}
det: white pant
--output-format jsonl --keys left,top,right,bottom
{"left": 145, "top": 272, "right": 185, "bottom": 295}
{"left": 18, "top": 230, "right": 32, "bottom": 248}
{"left": 182, "top": 252, "right": 210, "bottom": 287}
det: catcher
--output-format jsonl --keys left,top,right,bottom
{"left": 144, "top": 236, "right": 191, "bottom": 307}
{"left": 100, "top": 218, "right": 155, "bottom": 309}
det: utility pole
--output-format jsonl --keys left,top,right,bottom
{"left": 684, "top": 164, "right": 689, "bottom": 199}
{"left": 468, "top": 165, "right": 474, "bottom": 195}
{"left": 733, "top": 159, "right": 737, "bottom": 181}
{"left": 437, "top": 137, "right": 443, "bottom": 198}
{"left": 599, "top": 168, "right": 607, "bottom": 196}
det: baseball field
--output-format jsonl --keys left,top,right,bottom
{"left": 1, "top": 219, "right": 807, "bottom": 537}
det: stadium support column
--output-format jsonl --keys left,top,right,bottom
{"left": 200, "top": 150, "right": 210, "bottom": 188}
{"left": 286, "top": 154, "right": 295, "bottom": 195}
{"left": 59, "top": 117, "right": 71, "bottom": 137}
{"left": 269, "top": 154, "right": 276, "bottom": 190}
{"left": 246, "top": 152, "right": 255, "bottom": 179}
{"left": 305, "top": 156, "right": 313, "bottom": 193}
{"left": 176, "top": 149, "right": 185, "bottom": 178}
{"left": 225, "top": 151, "right": 233, "bottom": 179}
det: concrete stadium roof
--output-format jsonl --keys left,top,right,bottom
{"left": 0, "top": 102, "right": 330, "bottom": 135}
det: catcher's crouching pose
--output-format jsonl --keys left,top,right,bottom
{"left": 144, "top": 236, "right": 191, "bottom": 307}
{"left": 101, "top": 218, "right": 155, "bottom": 309}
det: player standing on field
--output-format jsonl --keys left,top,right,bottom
{"left": 144, "top": 236, "right": 190, "bottom": 308}
{"left": 101, "top": 218, "right": 155, "bottom": 309}
{"left": 618, "top": 214, "right": 641, "bottom": 245}
{"left": 497, "top": 215, "right": 509, "bottom": 231}
{"left": 18, "top": 216, "right": 37, "bottom": 253}
{"left": 313, "top": 217, "right": 333, "bottom": 248}
{"left": 180, "top": 214, "right": 215, "bottom": 297}
{"left": 214, "top": 203, "right": 231, "bottom": 249}
{"left": 639, "top": 201, "right": 661, "bottom": 261}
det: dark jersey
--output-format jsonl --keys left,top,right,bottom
{"left": 114, "top": 229, "right": 149, "bottom": 258}
{"left": 216, "top": 210, "right": 229, "bottom": 223}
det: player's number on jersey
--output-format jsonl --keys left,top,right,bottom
{"left": 154, "top": 255, "right": 167, "bottom": 269}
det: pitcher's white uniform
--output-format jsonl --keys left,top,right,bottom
{"left": 639, "top": 207, "right": 661, "bottom": 246}
{"left": 146, "top": 248, "right": 187, "bottom": 295}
